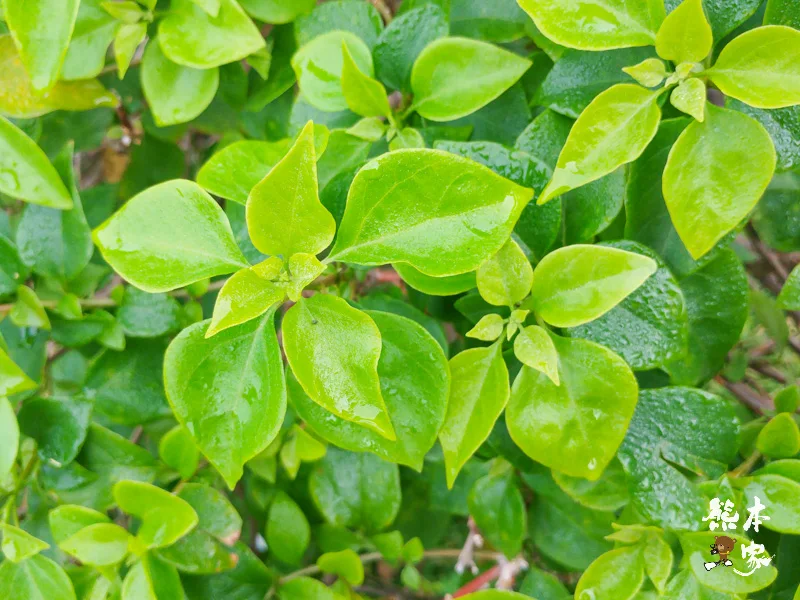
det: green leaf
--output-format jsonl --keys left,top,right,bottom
{"left": 266, "top": 491, "right": 310, "bottom": 565}
{"left": 727, "top": 98, "right": 800, "bottom": 173}
{"left": 10, "top": 286, "right": 50, "bottom": 330}
{"left": 389, "top": 127, "right": 426, "bottom": 151}
{"left": 0, "top": 345, "right": 37, "bottom": 398}
{"left": 752, "top": 171, "right": 800, "bottom": 253}
{"left": 708, "top": 25, "right": 800, "bottom": 109}
{"left": 246, "top": 121, "right": 335, "bottom": 258}
{"left": 514, "top": 325, "right": 559, "bottom": 385}
{"left": 439, "top": 343, "right": 509, "bottom": 487}
{"left": 393, "top": 263, "right": 477, "bottom": 296}
{"left": 309, "top": 447, "right": 401, "bottom": 533}
{"left": 283, "top": 294, "right": 395, "bottom": 440}
{"left": 671, "top": 78, "right": 706, "bottom": 121}
{"left": 159, "top": 425, "right": 200, "bottom": 480}
{"left": 206, "top": 257, "right": 285, "bottom": 337}
{"left": 122, "top": 554, "right": 185, "bottom": 600}
{"left": 645, "top": 533, "right": 673, "bottom": 593}
{"left": 519, "top": 567, "right": 571, "bottom": 600}
{"left": 410, "top": 37, "right": 531, "bottom": 121}
{"left": 16, "top": 144, "right": 92, "bottom": 282}
{"left": 196, "top": 139, "right": 290, "bottom": 204}
{"left": 239, "top": 0, "right": 315, "bottom": 23}
{"left": 518, "top": 0, "right": 665, "bottom": 50}
{"left": 62, "top": 0, "right": 119, "bottom": 80}
{"left": 458, "top": 592, "right": 531, "bottom": 600}
{"left": 552, "top": 459, "right": 630, "bottom": 511}
{"left": 191, "top": 0, "right": 221, "bottom": 16}
{"left": 538, "top": 84, "right": 661, "bottom": 204}
{"left": 537, "top": 47, "right": 658, "bottom": 119}
{"left": 467, "top": 314, "right": 505, "bottom": 342}
{"left": 744, "top": 474, "right": 800, "bottom": 534}
{"left": 113, "top": 480, "right": 198, "bottom": 549}
{"left": 59, "top": 523, "right": 130, "bottom": 567}
{"left": 157, "top": 484, "right": 242, "bottom": 574}
{"left": 663, "top": 104, "right": 775, "bottom": 259}
{"left": 476, "top": 239, "right": 533, "bottom": 307}
{"left": 329, "top": 149, "right": 532, "bottom": 276}
{"left": 531, "top": 244, "right": 657, "bottom": 328}
{"left": 278, "top": 577, "right": 335, "bottom": 600}
{"left": 84, "top": 340, "right": 171, "bottom": 425}
{"left": 0, "top": 116, "right": 71, "bottom": 209}
{"left": 751, "top": 287, "right": 790, "bottom": 350}
{"left": 115, "top": 22, "right": 147, "bottom": 79}
{"left": 774, "top": 385, "right": 800, "bottom": 414}
{"left": 757, "top": 413, "right": 800, "bottom": 459}
{"left": 17, "top": 396, "right": 91, "bottom": 466}
{"left": 0, "top": 554, "right": 76, "bottom": 600}
{"left": 780, "top": 264, "right": 800, "bottom": 309}
{"left": 373, "top": 4, "right": 448, "bottom": 92}
{"left": 118, "top": 287, "right": 182, "bottom": 338}
{"left": 93, "top": 179, "right": 248, "bottom": 293}
{"left": 765, "top": 0, "right": 800, "bottom": 28}
{"left": 289, "top": 311, "right": 449, "bottom": 470}
{"left": 618, "top": 387, "right": 739, "bottom": 529}
{"left": 566, "top": 241, "right": 688, "bottom": 371}
{"left": 468, "top": 469, "right": 526, "bottom": 558}
{"left": 508, "top": 334, "right": 638, "bottom": 480}
{"left": 341, "top": 43, "right": 390, "bottom": 118}
{"left": 291, "top": 30, "right": 373, "bottom": 112}
{"left": 317, "top": 549, "right": 364, "bottom": 586}
{"left": 4, "top": 0, "right": 80, "bottom": 90}
{"left": 655, "top": 0, "right": 713, "bottom": 64}
{"left": 141, "top": 41, "right": 219, "bottom": 127}
{"left": 49, "top": 505, "right": 109, "bottom": 545}
{"left": 164, "top": 311, "right": 287, "bottom": 489}
{"left": 158, "top": 0, "right": 265, "bottom": 69}
{"left": 0, "top": 238, "right": 28, "bottom": 301}
{"left": 1, "top": 523, "right": 49, "bottom": 563}
{"left": 623, "top": 57, "right": 668, "bottom": 88}
{"left": 576, "top": 546, "right": 645, "bottom": 600}
{"left": 0, "top": 397, "right": 20, "bottom": 479}
{"left": 0, "top": 36, "right": 117, "bottom": 119}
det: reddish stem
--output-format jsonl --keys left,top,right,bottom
{"left": 452, "top": 565, "right": 502, "bottom": 598}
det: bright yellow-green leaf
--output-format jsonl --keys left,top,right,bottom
{"left": 94, "top": 180, "right": 248, "bottom": 293}
{"left": 59, "top": 523, "right": 130, "bottom": 567}
{"left": 114, "top": 22, "right": 147, "bottom": 79}
{"left": 10, "top": 285, "right": 51, "bottom": 330}
{"left": 410, "top": 37, "right": 531, "bottom": 121}
{"left": 476, "top": 238, "right": 533, "bottom": 307}
{"left": 165, "top": 311, "right": 287, "bottom": 489}
{"left": 670, "top": 78, "right": 706, "bottom": 121}
{"left": 158, "top": 0, "right": 265, "bottom": 69}
{"left": 141, "top": 41, "right": 219, "bottom": 127}
{"left": 286, "top": 253, "right": 325, "bottom": 302}
{"left": 283, "top": 295, "right": 395, "bottom": 441}
{"left": 0, "top": 397, "right": 20, "bottom": 479}
{"left": 708, "top": 25, "right": 800, "bottom": 109}
{"left": 317, "top": 549, "right": 365, "bottom": 586}
{"left": 780, "top": 264, "right": 800, "bottom": 310}
{"left": 517, "top": 0, "right": 665, "bottom": 50}
{"left": 0, "top": 116, "right": 72, "bottom": 209}
{"left": 531, "top": 245, "right": 657, "bottom": 328}
{"left": 538, "top": 84, "right": 661, "bottom": 204}
{"left": 0, "top": 35, "right": 117, "bottom": 119}
{"left": 622, "top": 57, "right": 668, "bottom": 88}
{"left": 388, "top": 127, "right": 426, "bottom": 150}
{"left": 393, "top": 263, "right": 477, "bottom": 296}
{"left": 329, "top": 149, "right": 533, "bottom": 277}
{"left": 206, "top": 257, "right": 285, "bottom": 338}
{"left": 507, "top": 334, "right": 638, "bottom": 479}
{"left": 113, "top": 480, "right": 198, "bottom": 548}
{"left": 645, "top": 534, "right": 673, "bottom": 593}
{"left": 61, "top": 0, "right": 119, "bottom": 80}
{"left": 744, "top": 474, "right": 800, "bottom": 534}
{"left": 439, "top": 343, "right": 509, "bottom": 487}
{"left": 575, "top": 546, "right": 645, "bottom": 600}
{"left": 341, "top": 43, "right": 390, "bottom": 118}
{"left": 0, "top": 554, "right": 76, "bottom": 600}
{"left": 655, "top": 0, "right": 713, "bottom": 64}
{"left": 4, "top": 0, "right": 80, "bottom": 90}
{"left": 757, "top": 413, "right": 800, "bottom": 459}
{"left": 663, "top": 104, "right": 775, "bottom": 259}
{"left": 247, "top": 121, "right": 335, "bottom": 258}
{"left": 0, "top": 523, "right": 49, "bottom": 563}
{"left": 513, "top": 325, "right": 559, "bottom": 385}
{"left": 239, "top": 0, "right": 315, "bottom": 23}
{"left": 466, "top": 314, "right": 505, "bottom": 342}
{"left": 158, "top": 425, "right": 200, "bottom": 480}
{"left": 291, "top": 30, "right": 373, "bottom": 112}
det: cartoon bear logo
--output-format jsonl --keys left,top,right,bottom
{"left": 704, "top": 535, "right": 736, "bottom": 571}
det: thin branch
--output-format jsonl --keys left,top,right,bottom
{"left": 715, "top": 376, "right": 773, "bottom": 415}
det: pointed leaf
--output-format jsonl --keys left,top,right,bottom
{"left": 575, "top": 546, "right": 645, "bottom": 600}
{"left": 467, "top": 314, "right": 505, "bottom": 342}
{"left": 671, "top": 78, "right": 706, "bottom": 121}
{"left": 476, "top": 239, "right": 533, "bottom": 307}
{"left": 439, "top": 343, "right": 510, "bottom": 487}
{"left": 247, "top": 121, "right": 335, "bottom": 258}
{"left": 663, "top": 104, "right": 775, "bottom": 259}
{"left": 341, "top": 43, "right": 390, "bottom": 118}
{"left": 0, "top": 554, "right": 75, "bottom": 600}
{"left": 539, "top": 84, "right": 661, "bottom": 204}
{"left": 329, "top": 149, "right": 533, "bottom": 276}
{"left": 514, "top": 325, "right": 559, "bottom": 385}
{"left": 17, "top": 396, "right": 92, "bottom": 466}
{"left": 393, "top": 263, "right": 477, "bottom": 296}
{"left": 655, "top": 0, "right": 713, "bottom": 64}
{"left": 1, "top": 524, "right": 49, "bottom": 563}
{"left": 0, "top": 346, "right": 37, "bottom": 398}
{"left": 115, "top": 23, "right": 148, "bottom": 79}
{"left": 283, "top": 295, "right": 395, "bottom": 440}
{"left": 165, "top": 311, "right": 287, "bottom": 488}
{"left": 113, "top": 480, "right": 198, "bottom": 548}
{"left": 94, "top": 180, "right": 248, "bottom": 293}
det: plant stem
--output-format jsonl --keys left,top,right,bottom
{"left": 730, "top": 450, "right": 762, "bottom": 478}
